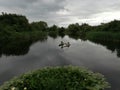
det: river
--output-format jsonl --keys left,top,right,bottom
{"left": 0, "top": 36, "right": 120, "bottom": 90}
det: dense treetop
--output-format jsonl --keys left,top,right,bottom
{"left": 0, "top": 13, "right": 29, "bottom": 32}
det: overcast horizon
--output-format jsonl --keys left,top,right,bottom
{"left": 0, "top": 0, "right": 120, "bottom": 26}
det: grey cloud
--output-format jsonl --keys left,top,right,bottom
{"left": 0, "top": 0, "right": 38, "bottom": 9}
{"left": 24, "top": 0, "right": 38, "bottom": 3}
{"left": 0, "top": 0, "right": 120, "bottom": 26}
{"left": 65, "top": 0, "right": 120, "bottom": 17}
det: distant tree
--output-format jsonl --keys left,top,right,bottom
{"left": 67, "top": 23, "right": 80, "bottom": 35}
{"left": 58, "top": 27, "right": 66, "bottom": 38}
{"left": 0, "top": 13, "right": 29, "bottom": 32}
{"left": 30, "top": 21, "right": 48, "bottom": 31}
{"left": 92, "top": 20, "right": 120, "bottom": 32}
{"left": 48, "top": 25, "right": 58, "bottom": 38}
{"left": 80, "top": 23, "right": 91, "bottom": 33}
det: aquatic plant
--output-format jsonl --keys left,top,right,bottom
{"left": 0, "top": 66, "right": 110, "bottom": 90}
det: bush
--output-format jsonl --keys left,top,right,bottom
{"left": 0, "top": 66, "right": 110, "bottom": 90}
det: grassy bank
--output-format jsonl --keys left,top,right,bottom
{"left": 0, "top": 66, "right": 110, "bottom": 90}
{"left": 86, "top": 31, "right": 120, "bottom": 42}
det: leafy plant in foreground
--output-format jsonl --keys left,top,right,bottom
{"left": 0, "top": 66, "right": 110, "bottom": 90}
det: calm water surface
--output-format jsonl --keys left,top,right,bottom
{"left": 0, "top": 36, "right": 120, "bottom": 90}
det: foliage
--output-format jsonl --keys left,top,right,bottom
{"left": 93, "top": 20, "right": 120, "bottom": 32}
{"left": 67, "top": 23, "right": 80, "bottom": 36}
{"left": 48, "top": 25, "right": 58, "bottom": 38}
{"left": 0, "top": 13, "right": 29, "bottom": 32}
{"left": 0, "top": 66, "right": 110, "bottom": 90}
{"left": 30, "top": 21, "right": 48, "bottom": 31}
{"left": 1, "top": 13, "right": 120, "bottom": 42}
{"left": 58, "top": 27, "right": 66, "bottom": 38}
{"left": 86, "top": 31, "right": 120, "bottom": 42}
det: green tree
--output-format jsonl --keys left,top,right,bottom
{"left": 0, "top": 13, "right": 29, "bottom": 32}
{"left": 67, "top": 23, "right": 80, "bottom": 35}
{"left": 30, "top": 21, "right": 48, "bottom": 31}
{"left": 48, "top": 25, "right": 58, "bottom": 38}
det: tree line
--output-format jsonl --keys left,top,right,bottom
{"left": 0, "top": 13, "right": 120, "bottom": 41}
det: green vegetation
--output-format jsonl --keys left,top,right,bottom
{"left": 48, "top": 25, "right": 58, "bottom": 38}
{"left": 0, "top": 13, "right": 48, "bottom": 56}
{"left": 0, "top": 66, "right": 110, "bottom": 90}
{"left": 65, "top": 21, "right": 120, "bottom": 42}
{"left": 30, "top": 21, "right": 48, "bottom": 31}
{"left": 0, "top": 13, "right": 48, "bottom": 39}
{"left": 1, "top": 13, "right": 120, "bottom": 42}
{"left": 0, "top": 13, "right": 29, "bottom": 32}
{"left": 84, "top": 20, "right": 120, "bottom": 42}
{"left": 86, "top": 32, "right": 120, "bottom": 42}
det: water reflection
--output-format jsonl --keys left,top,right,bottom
{"left": 0, "top": 34, "right": 119, "bottom": 58}
{"left": 67, "top": 35, "right": 120, "bottom": 58}
{"left": 0, "top": 37, "right": 47, "bottom": 57}
{"left": 88, "top": 40, "right": 120, "bottom": 58}
{"left": 0, "top": 35, "right": 120, "bottom": 90}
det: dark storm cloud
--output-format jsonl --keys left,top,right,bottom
{"left": 0, "top": 0, "right": 120, "bottom": 26}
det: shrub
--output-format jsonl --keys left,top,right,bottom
{"left": 0, "top": 66, "right": 110, "bottom": 90}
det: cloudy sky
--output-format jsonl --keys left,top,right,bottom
{"left": 0, "top": 0, "right": 120, "bottom": 26}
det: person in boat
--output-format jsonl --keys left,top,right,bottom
{"left": 59, "top": 41, "right": 64, "bottom": 46}
{"left": 64, "top": 42, "right": 71, "bottom": 47}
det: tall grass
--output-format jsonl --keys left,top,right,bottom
{"left": 86, "top": 31, "right": 120, "bottom": 42}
